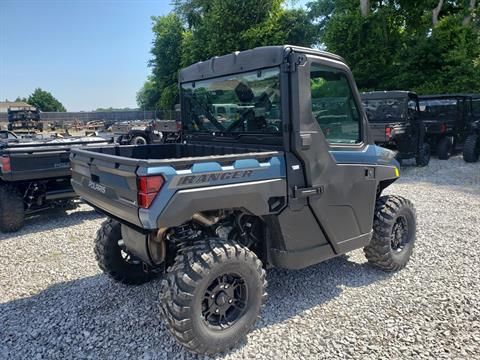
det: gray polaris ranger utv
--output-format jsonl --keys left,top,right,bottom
{"left": 70, "top": 46, "right": 416, "bottom": 354}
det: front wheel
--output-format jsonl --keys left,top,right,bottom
{"left": 415, "top": 143, "right": 431, "bottom": 167}
{"left": 463, "top": 134, "right": 479, "bottom": 163}
{"left": 94, "top": 218, "right": 156, "bottom": 285}
{"left": 160, "top": 238, "right": 267, "bottom": 354}
{"left": 364, "top": 195, "right": 416, "bottom": 272}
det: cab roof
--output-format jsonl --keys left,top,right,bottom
{"left": 179, "top": 45, "right": 347, "bottom": 83}
{"left": 418, "top": 94, "right": 472, "bottom": 100}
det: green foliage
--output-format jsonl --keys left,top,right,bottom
{"left": 137, "top": 14, "right": 184, "bottom": 110}
{"left": 140, "top": 0, "right": 318, "bottom": 109}
{"left": 310, "top": 0, "right": 480, "bottom": 94}
{"left": 395, "top": 16, "right": 480, "bottom": 94}
{"left": 177, "top": 0, "right": 284, "bottom": 65}
{"left": 27, "top": 88, "right": 66, "bottom": 112}
{"left": 140, "top": 0, "right": 480, "bottom": 110}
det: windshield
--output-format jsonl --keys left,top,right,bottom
{"left": 361, "top": 98, "right": 406, "bottom": 122}
{"left": 419, "top": 99, "right": 459, "bottom": 118}
{"left": 181, "top": 67, "right": 281, "bottom": 135}
{"left": 472, "top": 98, "right": 480, "bottom": 117}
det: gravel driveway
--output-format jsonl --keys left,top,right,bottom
{"left": 1, "top": 156, "right": 479, "bottom": 359}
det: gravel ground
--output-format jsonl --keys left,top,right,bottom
{"left": 1, "top": 156, "right": 479, "bottom": 359}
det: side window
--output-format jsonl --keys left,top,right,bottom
{"left": 310, "top": 64, "right": 361, "bottom": 144}
{"left": 407, "top": 99, "right": 418, "bottom": 118}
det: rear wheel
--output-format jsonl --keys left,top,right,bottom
{"left": 463, "top": 134, "right": 479, "bottom": 163}
{"left": 94, "top": 218, "right": 156, "bottom": 285}
{"left": 160, "top": 238, "right": 267, "bottom": 354}
{"left": 437, "top": 137, "right": 452, "bottom": 160}
{"left": 415, "top": 143, "right": 431, "bottom": 167}
{"left": 0, "top": 184, "right": 25, "bottom": 233}
{"left": 130, "top": 136, "right": 147, "bottom": 145}
{"left": 364, "top": 195, "right": 416, "bottom": 272}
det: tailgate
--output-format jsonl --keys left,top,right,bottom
{"left": 423, "top": 119, "right": 454, "bottom": 134}
{"left": 70, "top": 151, "right": 141, "bottom": 227}
{"left": 368, "top": 123, "right": 387, "bottom": 143}
{"left": 1, "top": 149, "right": 71, "bottom": 181}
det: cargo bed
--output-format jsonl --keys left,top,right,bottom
{"left": 70, "top": 143, "right": 282, "bottom": 228}
{"left": 1, "top": 138, "right": 110, "bottom": 182}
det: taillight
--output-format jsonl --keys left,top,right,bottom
{"left": 1, "top": 156, "right": 11, "bottom": 173}
{"left": 176, "top": 121, "right": 182, "bottom": 131}
{"left": 385, "top": 126, "right": 392, "bottom": 139}
{"left": 440, "top": 123, "right": 446, "bottom": 133}
{"left": 137, "top": 175, "right": 164, "bottom": 209}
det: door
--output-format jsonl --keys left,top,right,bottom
{"left": 289, "top": 54, "right": 378, "bottom": 254}
{"left": 400, "top": 94, "right": 422, "bottom": 154}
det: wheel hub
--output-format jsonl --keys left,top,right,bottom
{"left": 391, "top": 216, "right": 409, "bottom": 252}
{"left": 202, "top": 274, "right": 247, "bottom": 329}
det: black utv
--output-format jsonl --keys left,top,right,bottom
{"left": 418, "top": 95, "right": 472, "bottom": 159}
{"left": 7, "top": 106, "right": 43, "bottom": 132}
{"left": 361, "top": 91, "right": 430, "bottom": 166}
{"left": 463, "top": 94, "right": 480, "bottom": 163}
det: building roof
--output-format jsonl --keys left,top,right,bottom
{"left": 0, "top": 101, "right": 31, "bottom": 113}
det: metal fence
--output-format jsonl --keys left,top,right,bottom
{"left": 0, "top": 110, "right": 176, "bottom": 124}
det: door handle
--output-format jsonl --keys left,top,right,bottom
{"left": 293, "top": 185, "right": 324, "bottom": 199}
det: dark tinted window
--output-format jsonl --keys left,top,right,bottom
{"left": 310, "top": 65, "right": 361, "bottom": 144}
{"left": 472, "top": 98, "right": 480, "bottom": 116}
{"left": 419, "top": 99, "right": 459, "bottom": 118}
{"left": 181, "top": 67, "right": 281, "bottom": 135}
{"left": 362, "top": 98, "right": 405, "bottom": 122}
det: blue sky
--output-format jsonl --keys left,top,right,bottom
{"left": 0, "top": 0, "right": 172, "bottom": 111}
{"left": 0, "top": 0, "right": 308, "bottom": 111}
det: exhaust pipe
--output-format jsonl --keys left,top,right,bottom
{"left": 192, "top": 212, "right": 220, "bottom": 227}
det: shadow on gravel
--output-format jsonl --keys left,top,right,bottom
{"left": 260, "top": 255, "right": 391, "bottom": 328}
{"left": 0, "top": 255, "right": 390, "bottom": 359}
{"left": 0, "top": 206, "right": 104, "bottom": 241}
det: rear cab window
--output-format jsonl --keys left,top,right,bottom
{"left": 181, "top": 67, "right": 282, "bottom": 136}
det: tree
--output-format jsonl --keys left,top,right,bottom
{"left": 462, "top": 0, "right": 477, "bottom": 25}
{"left": 137, "top": 14, "right": 184, "bottom": 110}
{"left": 177, "top": 0, "right": 285, "bottom": 65}
{"left": 27, "top": 88, "right": 66, "bottom": 112}
{"left": 432, "top": 0, "right": 444, "bottom": 25}
{"left": 140, "top": 1, "right": 318, "bottom": 110}
{"left": 14, "top": 96, "right": 27, "bottom": 102}
{"left": 308, "top": 0, "right": 480, "bottom": 94}
{"left": 243, "top": 8, "right": 318, "bottom": 47}
{"left": 360, "top": 0, "right": 370, "bottom": 17}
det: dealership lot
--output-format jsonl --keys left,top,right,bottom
{"left": 1, "top": 156, "right": 479, "bottom": 360}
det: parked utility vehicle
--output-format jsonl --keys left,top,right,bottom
{"left": 463, "top": 94, "right": 480, "bottom": 163}
{"left": 7, "top": 106, "right": 43, "bottom": 132}
{"left": 71, "top": 46, "right": 417, "bottom": 354}
{"left": 419, "top": 94, "right": 472, "bottom": 159}
{"left": 0, "top": 136, "right": 110, "bottom": 232}
{"left": 361, "top": 91, "right": 430, "bottom": 166}
{"left": 117, "top": 120, "right": 180, "bottom": 145}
